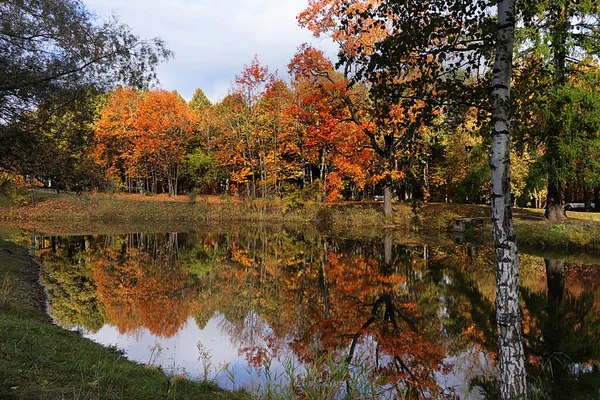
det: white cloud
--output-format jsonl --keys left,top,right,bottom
{"left": 83, "top": 0, "right": 338, "bottom": 103}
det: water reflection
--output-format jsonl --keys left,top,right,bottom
{"left": 31, "top": 229, "right": 600, "bottom": 398}
{"left": 521, "top": 259, "right": 600, "bottom": 399}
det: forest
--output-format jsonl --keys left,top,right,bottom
{"left": 1, "top": 0, "right": 599, "bottom": 223}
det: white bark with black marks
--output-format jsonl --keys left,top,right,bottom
{"left": 490, "top": 0, "right": 527, "bottom": 398}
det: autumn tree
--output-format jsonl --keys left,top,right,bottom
{"left": 258, "top": 79, "right": 302, "bottom": 196}
{"left": 288, "top": 45, "right": 372, "bottom": 201}
{"left": 93, "top": 88, "right": 196, "bottom": 195}
{"left": 212, "top": 57, "right": 274, "bottom": 196}
{"left": 92, "top": 87, "right": 142, "bottom": 192}
{"left": 298, "top": 1, "right": 458, "bottom": 216}
{"left": 136, "top": 89, "right": 197, "bottom": 196}
{"left": 212, "top": 56, "right": 306, "bottom": 197}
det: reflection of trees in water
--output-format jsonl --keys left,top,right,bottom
{"left": 35, "top": 229, "right": 600, "bottom": 396}
{"left": 38, "top": 236, "right": 107, "bottom": 332}
{"left": 38, "top": 233, "right": 201, "bottom": 338}
{"left": 431, "top": 246, "right": 600, "bottom": 398}
{"left": 522, "top": 259, "right": 600, "bottom": 399}
{"left": 91, "top": 233, "right": 200, "bottom": 338}
{"left": 196, "top": 232, "right": 453, "bottom": 398}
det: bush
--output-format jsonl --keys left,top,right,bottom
{"left": 282, "top": 180, "right": 326, "bottom": 212}
{"left": 0, "top": 173, "right": 30, "bottom": 206}
{"left": 188, "top": 188, "right": 198, "bottom": 204}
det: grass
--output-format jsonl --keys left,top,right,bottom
{"left": 0, "top": 191, "right": 472, "bottom": 230}
{"left": 0, "top": 232, "right": 249, "bottom": 400}
{"left": 514, "top": 218, "right": 600, "bottom": 251}
{"left": 3, "top": 192, "right": 600, "bottom": 251}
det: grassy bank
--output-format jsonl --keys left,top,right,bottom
{"left": 0, "top": 191, "right": 420, "bottom": 226}
{"left": 0, "top": 191, "right": 497, "bottom": 228}
{"left": 0, "top": 234, "right": 247, "bottom": 400}
{"left": 2, "top": 192, "right": 600, "bottom": 252}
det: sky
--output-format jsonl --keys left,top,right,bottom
{"left": 83, "top": 0, "right": 338, "bottom": 104}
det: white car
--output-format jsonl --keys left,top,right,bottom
{"left": 565, "top": 201, "right": 596, "bottom": 211}
{"left": 374, "top": 195, "right": 385, "bottom": 201}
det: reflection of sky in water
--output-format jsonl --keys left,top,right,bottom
{"left": 80, "top": 313, "right": 293, "bottom": 390}
{"left": 77, "top": 313, "right": 491, "bottom": 399}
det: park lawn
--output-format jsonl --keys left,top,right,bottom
{"left": 0, "top": 191, "right": 516, "bottom": 227}
{"left": 0, "top": 235, "right": 248, "bottom": 400}
{"left": 2, "top": 192, "right": 600, "bottom": 251}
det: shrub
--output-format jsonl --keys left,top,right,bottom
{"left": 188, "top": 188, "right": 198, "bottom": 204}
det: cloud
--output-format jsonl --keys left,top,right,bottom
{"left": 84, "top": 0, "right": 338, "bottom": 103}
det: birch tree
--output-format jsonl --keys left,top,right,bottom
{"left": 490, "top": 0, "right": 526, "bottom": 397}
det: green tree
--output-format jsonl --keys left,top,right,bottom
{"left": 179, "top": 148, "right": 221, "bottom": 194}
{"left": 0, "top": 0, "right": 171, "bottom": 178}
{"left": 189, "top": 88, "right": 212, "bottom": 111}
{"left": 513, "top": 0, "right": 600, "bottom": 220}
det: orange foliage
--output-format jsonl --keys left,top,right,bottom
{"left": 92, "top": 244, "right": 199, "bottom": 338}
{"left": 93, "top": 88, "right": 196, "bottom": 195}
{"left": 288, "top": 45, "right": 373, "bottom": 199}
{"left": 298, "top": 0, "right": 387, "bottom": 58}
{"left": 194, "top": 233, "right": 449, "bottom": 397}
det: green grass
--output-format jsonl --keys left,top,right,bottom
{"left": 0, "top": 193, "right": 408, "bottom": 231}
{"left": 514, "top": 219, "right": 600, "bottom": 251}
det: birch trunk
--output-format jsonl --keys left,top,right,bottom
{"left": 490, "top": 0, "right": 526, "bottom": 398}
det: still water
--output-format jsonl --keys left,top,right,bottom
{"left": 29, "top": 227, "right": 600, "bottom": 399}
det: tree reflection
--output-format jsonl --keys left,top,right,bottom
{"left": 194, "top": 232, "right": 452, "bottom": 398}
{"left": 38, "top": 236, "right": 106, "bottom": 332}
{"left": 91, "top": 233, "right": 200, "bottom": 338}
{"left": 522, "top": 259, "right": 600, "bottom": 399}
{"left": 38, "top": 233, "right": 201, "bottom": 338}
{"left": 34, "top": 229, "right": 600, "bottom": 397}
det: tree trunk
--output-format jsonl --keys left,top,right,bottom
{"left": 173, "top": 165, "right": 178, "bottom": 196}
{"left": 545, "top": 181, "right": 566, "bottom": 220}
{"left": 584, "top": 189, "right": 591, "bottom": 212}
{"left": 167, "top": 170, "right": 174, "bottom": 197}
{"left": 544, "top": 4, "right": 569, "bottom": 222}
{"left": 490, "top": 1, "right": 527, "bottom": 398}
{"left": 383, "top": 185, "right": 393, "bottom": 219}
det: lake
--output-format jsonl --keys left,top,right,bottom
{"left": 27, "top": 226, "right": 600, "bottom": 399}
